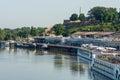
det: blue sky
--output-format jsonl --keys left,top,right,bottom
{"left": 0, "top": 0, "right": 120, "bottom": 28}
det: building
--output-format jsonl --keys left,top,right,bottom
{"left": 63, "top": 19, "right": 100, "bottom": 27}
{"left": 72, "top": 32, "right": 114, "bottom": 39}
{"left": 34, "top": 36, "right": 66, "bottom": 44}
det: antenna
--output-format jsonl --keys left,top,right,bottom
{"left": 79, "top": 7, "right": 81, "bottom": 15}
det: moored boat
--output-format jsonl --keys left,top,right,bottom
{"left": 91, "top": 55, "right": 120, "bottom": 80}
{"left": 15, "top": 42, "right": 36, "bottom": 49}
{"left": 41, "top": 44, "right": 48, "bottom": 51}
{"left": 0, "top": 41, "right": 6, "bottom": 48}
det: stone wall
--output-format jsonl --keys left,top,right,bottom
{"left": 63, "top": 20, "right": 100, "bottom": 27}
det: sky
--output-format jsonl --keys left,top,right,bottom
{"left": 0, "top": 0, "right": 120, "bottom": 28}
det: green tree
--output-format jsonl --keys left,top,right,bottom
{"left": 88, "top": 6, "right": 118, "bottom": 22}
{"left": 37, "top": 27, "right": 46, "bottom": 36}
{"left": 30, "top": 26, "right": 39, "bottom": 36}
{"left": 79, "top": 13, "right": 85, "bottom": 21}
{"left": 1, "top": 27, "right": 46, "bottom": 40}
{"left": 4, "top": 28, "right": 12, "bottom": 40}
{"left": 17, "top": 27, "right": 30, "bottom": 38}
{"left": 88, "top": 6, "right": 106, "bottom": 22}
{"left": 118, "top": 12, "right": 120, "bottom": 20}
{"left": 70, "top": 13, "right": 78, "bottom": 21}
{"left": 0, "top": 29, "right": 5, "bottom": 40}
{"left": 63, "top": 29, "right": 70, "bottom": 37}
{"left": 52, "top": 24, "right": 65, "bottom": 36}
{"left": 106, "top": 8, "right": 118, "bottom": 22}
{"left": 4, "top": 34, "right": 12, "bottom": 40}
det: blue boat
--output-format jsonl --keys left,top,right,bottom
{"left": 0, "top": 41, "right": 6, "bottom": 48}
{"left": 15, "top": 42, "right": 36, "bottom": 49}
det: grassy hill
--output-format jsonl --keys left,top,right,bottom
{"left": 67, "top": 22, "right": 120, "bottom": 34}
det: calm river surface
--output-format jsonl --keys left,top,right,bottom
{"left": 0, "top": 48, "right": 111, "bottom": 80}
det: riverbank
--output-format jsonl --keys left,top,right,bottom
{"left": 1, "top": 40, "right": 120, "bottom": 79}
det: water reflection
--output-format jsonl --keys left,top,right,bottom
{"left": 53, "top": 54, "right": 87, "bottom": 78}
{"left": 91, "top": 71, "right": 113, "bottom": 80}
{"left": 78, "top": 56, "right": 114, "bottom": 80}
{"left": 69, "top": 57, "right": 79, "bottom": 72}
{"left": 0, "top": 48, "right": 114, "bottom": 80}
{"left": 54, "top": 54, "right": 63, "bottom": 69}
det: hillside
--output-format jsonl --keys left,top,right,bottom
{"left": 66, "top": 22, "right": 120, "bottom": 34}
{"left": 62, "top": 6, "right": 120, "bottom": 35}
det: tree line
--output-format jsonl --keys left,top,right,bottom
{"left": 70, "top": 6, "right": 120, "bottom": 22}
{"left": 0, "top": 27, "right": 45, "bottom": 40}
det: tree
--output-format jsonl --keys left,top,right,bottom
{"left": 118, "top": 12, "right": 120, "bottom": 20}
{"left": 52, "top": 24, "right": 65, "bottom": 36}
{"left": 106, "top": 8, "right": 118, "bottom": 22}
{"left": 0, "top": 26, "right": 46, "bottom": 40}
{"left": 30, "top": 26, "right": 39, "bottom": 36}
{"left": 88, "top": 6, "right": 106, "bottom": 22}
{"left": 88, "top": 6, "right": 118, "bottom": 22}
{"left": 63, "top": 29, "right": 70, "bottom": 37}
{"left": 0, "top": 29, "right": 5, "bottom": 40}
{"left": 79, "top": 13, "right": 85, "bottom": 21}
{"left": 4, "top": 34, "right": 12, "bottom": 40}
{"left": 70, "top": 13, "right": 78, "bottom": 21}
{"left": 17, "top": 27, "right": 31, "bottom": 38}
{"left": 37, "top": 27, "right": 46, "bottom": 36}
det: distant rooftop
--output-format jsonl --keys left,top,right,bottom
{"left": 73, "top": 32, "right": 114, "bottom": 35}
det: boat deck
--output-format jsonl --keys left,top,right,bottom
{"left": 97, "top": 55, "right": 120, "bottom": 64}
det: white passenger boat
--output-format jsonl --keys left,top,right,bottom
{"left": 77, "top": 44, "right": 120, "bottom": 80}
{"left": 77, "top": 44, "right": 119, "bottom": 61}
{"left": 91, "top": 56, "right": 120, "bottom": 80}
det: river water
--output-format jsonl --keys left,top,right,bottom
{"left": 0, "top": 48, "right": 112, "bottom": 80}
